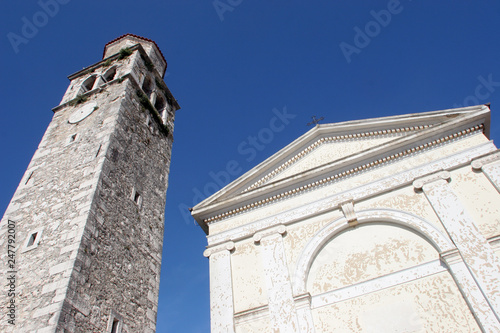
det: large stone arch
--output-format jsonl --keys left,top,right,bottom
{"left": 292, "top": 208, "right": 455, "bottom": 295}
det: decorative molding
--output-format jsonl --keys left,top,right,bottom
{"left": 204, "top": 124, "right": 483, "bottom": 225}
{"left": 206, "top": 141, "right": 496, "bottom": 248}
{"left": 233, "top": 293, "right": 313, "bottom": 325}
{"left": 471, "top": 150, "right": 500, "bottom": 170}
{"left": 234, "top": 304, "right": 269, "bottom": 325}
{"left": 245, "top": 125, "right": 431, "bottom": 192}
{"left": 254, "top": 225, "right": 286, "bottom": 244}
{"left": 203, "top": 241, "right": 235, "bottom": 258}
{"left": 340, "top": 200, "right": 358, "bottom": 227}
{"left": 294, "top": 293, "right": 312, "bottom": 309}
{"left": 439, "top": 248, "right": 462, "bottom": 266}
{"left": 488, "top": 235, "right": 500, "bottom": 250}
{"left": 412, "top": 170, "right": 451, "bottom": 191}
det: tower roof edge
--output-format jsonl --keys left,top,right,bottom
{"left": 103, "top": 34, "right": 168, "bottom": 76}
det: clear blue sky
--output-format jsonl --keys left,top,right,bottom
{"left": 1, "top": 1, "right": 499, "bottom": 332}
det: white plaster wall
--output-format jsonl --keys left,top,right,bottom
{"left": 283, "top": 210, "right": 344, "bottom": 279}
{"left": 449, "top": 166, "right": 500, "bottom": 239}
{"left": 312, "top": 271, "right": 480, "bottom": 332}
{"left": 306, "top": 224, "right": 438, "bottom": 295}
{"left": 235, "top": 316, "right": 271, "bottom": 333}
{"left": 231, "top": 239, "right": 268, "bottom": 313}
{"left": 356, "top": 186, "right": 446, "bottom": 235}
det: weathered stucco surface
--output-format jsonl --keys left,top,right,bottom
{"left": 450, "top": 166, "right": 500, "bottom": 239}
{"left": 356, "top": 187, "right": 445, "bottom": 235}
{"left": 307, "top": 224, "right": 438, "bottom": 295}
{"left": 231, "top": 239, "right": 268, "bottom": 313}
{"left": 312, "top": 272, "right": 480, "bottom": 332}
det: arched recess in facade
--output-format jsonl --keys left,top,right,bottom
{"left": 292, "top": 208, "right": 455, "bottom": 296}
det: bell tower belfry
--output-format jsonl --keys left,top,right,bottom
{"left": 0, "top": 34, "right": 179, "bottom": 332}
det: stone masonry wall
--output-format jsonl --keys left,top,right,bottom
{"left": 0, "top": 43, "right": 176, "bottom": 333}
{"left": 56, "top": 72, "right": 173, "bottom": 333}
{"left": 0, "top": 72, "right": 125, "bottom": 332}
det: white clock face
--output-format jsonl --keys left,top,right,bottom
{"left": 68, "top": 102, "right": 97, "bottom": 124}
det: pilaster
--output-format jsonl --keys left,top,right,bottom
{"left": 294, "top": 293, "right": 316, "bottom": 333}
{"left": 440, "top": 249, "right": 500, "bottom": 331}
{"left": 414, "top": 171, "right": 500, "bottom": 322}
{"left": 204, "top": 242, "right": 235, "bottom": 333}
{"left": 254, "top": 225, "right": 300, "bottom": 332}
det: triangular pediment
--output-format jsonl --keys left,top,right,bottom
{"left": 245, "top": 128, "right": 411, "bottom": 192}
{"left": 192, "top": 105, "right": 491, "bottom": 232}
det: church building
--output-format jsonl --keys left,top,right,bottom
{"left": 192, "top": 105, "right": 500, "bottom": 332}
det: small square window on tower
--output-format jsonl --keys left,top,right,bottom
{"left": 20, "top": 227, "right": 44, "bottom": 253}
{"left": 131, "top": 187, "right": 142, "bottom": 208}
{"left": 66, "top": 133, "right": 78, "bottom": 146}
{"left": 106, "top": 310, "right": 123, "bottom": 333}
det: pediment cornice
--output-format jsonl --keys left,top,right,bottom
{"left": 192, "top": 105, "right": 490, "bottom": 233}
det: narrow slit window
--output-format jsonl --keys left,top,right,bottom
{"left": 25, "top": 171, "right": 34, "bottom": 185}
{"left": 95, "top": 144, "right": 102, "bottom": 157}
{"left": 107, "top": 312, "right": 123, "bottom": 333}
{"left": 134, "top": 191, "right": 141, "bottom": 204}
{"left": 111, "top": 319, "right": 119, "bottom": 333}
{"left": 27, "top": 232, "right": 38, "bottom": 247}
{"left": 21, "top": 227, "right": 44, "bottom": 253}
{"left": 131, "top": 187, "right": 142, "bottom": 207}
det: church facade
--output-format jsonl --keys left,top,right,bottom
{"left": 0, "top": 35, "right": 179, "bottom": 332}
{"left": 192, "top": 105, "right": 500, "bottom": 332}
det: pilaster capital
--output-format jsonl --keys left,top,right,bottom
{"left": 253, "top": 224, "right": 286, "bottom": 244}
{"left": 413, "top": 170, "right": 451, "bottom": 191}
{"left": 471, "top": 150, "right": 500, "bottom": 171}
{"left": 440, "top": 248, "right": 462, "bottom": 266}
{"left": 203, "top": 241, "right": 235, "bottom": 258}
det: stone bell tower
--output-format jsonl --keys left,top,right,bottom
{"left": 0, "top": 34, "right": 179, "bottom": 332}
